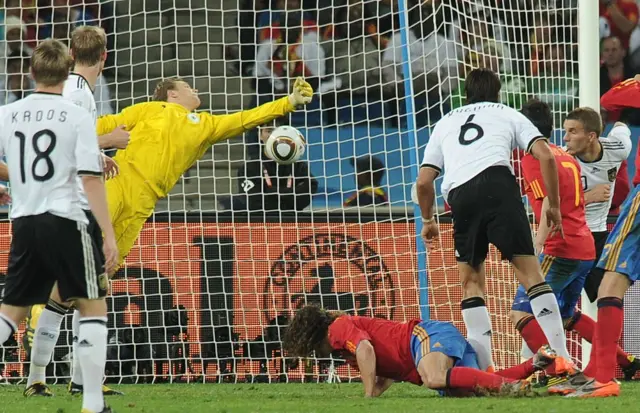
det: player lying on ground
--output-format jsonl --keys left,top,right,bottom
{"left": 20, "top": 25, "right": 126, "bottom": 399}
{"left": 511, "top": 100, "right": 640, "bottom": 391}
{"left": 0, "top": 39, "right": 118, "bottom": 413}
{"left": 416, "top": 68, "right": 574, "bottom": 372}
{"left": 22, "top": 76, "right": 314, "bottom": 394}
{"left": 560, "top": 75, "right": 640, "bottom": 398}
{"left": 284, "top": 305, "right": 563, "bottom": 397}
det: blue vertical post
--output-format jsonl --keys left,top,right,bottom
{"left": 397, "top": 0, "right": 429, "bottom": 319}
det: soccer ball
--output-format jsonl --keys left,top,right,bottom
{"left": 264, "top": 125, "right": 306, "bottom": 165}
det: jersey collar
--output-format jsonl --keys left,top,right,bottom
{"left": 32, "top": 91, "right": 63, "bottom": 96}
{"left": 71, "top": 72, "right": 95, "bottom": 93}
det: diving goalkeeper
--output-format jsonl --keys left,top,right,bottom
{"left": 25, "top": 77, "right": 313, "bottom": 394}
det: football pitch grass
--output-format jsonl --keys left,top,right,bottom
{"left": 2, "top": 382, "right": 640, "bottom": 413}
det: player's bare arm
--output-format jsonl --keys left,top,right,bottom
{"left": 98, "top": 125, "right": 130, "bottom": 149}
{"left": 416, "top": 167, "right": 440, "bottom": 242}
{"left": 0, "top": 161, "right": 8, "bottom": 181}
{"left": 0, "top": 184, "right": 11, "bottom": 205}
{"left": 535, "top": 197, "right": 551, "bottom": 253}
{"left": 355, "top": 340, "right": 378, "bottom": 397}
{"left": 530, "top": 139, "right": 563, "bottom": 234}
{"left": 584, "top": 184, "right": 611, "bottom": 205}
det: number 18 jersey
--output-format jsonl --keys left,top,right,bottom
{"left": 421, "top": 102, "right": 544, "bottom": 201}
{"left": 0, "top": 93, "right": 102, "bottom": 223}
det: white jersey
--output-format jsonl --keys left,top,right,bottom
{"left": 421, "top": 102, "right": 543, "bottom": 201}
{"left": 63, "top": 73, "right": 98, "bottom": 210}
{"left": 575, "top": 124, "right": 632, "bottom": 232}
{"left": 0, "top": 93, "right": 102, "bottom": 222}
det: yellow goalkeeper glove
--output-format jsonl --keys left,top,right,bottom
{"left": 288, "top": 77, "right": 313, "bottom": 107}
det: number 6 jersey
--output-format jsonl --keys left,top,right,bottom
{"left": 421, "top": 102, "right": 544, "bottom": 201}
{"left": 0, "top": 92, "right": 102, "bottom": 223}
{"left": 574, "top": 123, "right": 632, "bottom": 232}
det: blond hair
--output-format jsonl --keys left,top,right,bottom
{"left": 70, "top": 26, "right": 107, "bottom": 66}
{"left": 152, "top": 77, "right": 184, "bottom": 101}
{"left": 30, "top": 39, "right": 73, "bottom": 86}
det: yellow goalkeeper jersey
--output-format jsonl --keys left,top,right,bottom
{"left": 96, "top": 96, "right": 296, "bottom": 198}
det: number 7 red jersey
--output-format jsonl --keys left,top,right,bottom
{"left": 521, "top": 144, "right": 595, "bottom": 260}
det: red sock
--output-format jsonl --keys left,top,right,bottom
{"left": 571, "top": 311, "right": 631, "bottom": 368}
{"left": 516, "top": 316, "right": 556, "bottom": 374}
{"left": 447, "top": 367, "right": 512, "bottom": 391}
{"left": 582, "top": 327, "right": 597, "bottom": 378}
{"left": 595, "top": 298, "right": 624, "bottom": 384}
{"left": 495, "top": 359, "right": 535, "bottom": 379}
{"left": 516, "top": 315, "right": 548, "bottom": 350}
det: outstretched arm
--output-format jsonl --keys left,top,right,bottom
{"left": 204, "top": 78, "right": 313, "bottom": 145}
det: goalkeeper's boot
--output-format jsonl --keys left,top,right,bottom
{"left": 23, "top": 382, "right": 53, "bottom": 397}
{"left": 547, "top": 371, "right": 589, "bottom": 395}
{"left": 622, "top": 354, "right": 640, "bottom": 381}
{"left": 69, "top": 382, "right": 124, "bottom": 396}
{"left": 498, "top": 380, "right": 534, "bottom": 397}
{"left": 564, "top": 378, "right": 620, "bottom": 398}
{"left": 532, "top": 345, "right": 557, "bottom": 371}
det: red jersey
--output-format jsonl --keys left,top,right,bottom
{"left": 328, "top": 315, "right": 421, "bottom": 384}
{"left": 600, "top": 0, "right": 639, "bottom": 50}
{"left": 521, "top": 145, "right": 595, "bottom": 260}
{"left": 611, "top": 160, "right": 630, "bottom": 214}
{"left": 601, "top": 78, "right": 640, "bottom": 188}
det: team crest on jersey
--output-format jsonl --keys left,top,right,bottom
{"left": 608, "top": 167, "right": 617, "bottom": 182}
{"left": 263, "top": 234, "right": 395, "bottom": 325}
{"left": 187, "top": 113, "right": 200, "bottom": 124}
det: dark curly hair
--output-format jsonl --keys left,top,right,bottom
{"left": 283, "top": 305, "right": 342, "bottom": 358}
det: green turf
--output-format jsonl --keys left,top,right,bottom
{"left": 2, "top": 382, "right": 639, "bottom": 413}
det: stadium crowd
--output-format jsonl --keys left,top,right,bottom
{"left": 0, "top": 0, "right": 114, "bottom": 114}
{"left": 227, "top": 0, "right": 640, "bottom": 126}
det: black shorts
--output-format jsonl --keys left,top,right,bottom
{"left": 85, "top": 209, "right": 105, "bottom": 263}
{"left": 2, "top": 212, "right": 107, "bottom": 307}
{"left": 448, "top": 165, "right": 534, "bottom": 267}
{"left": 583, "top": 230, "right": 609, "bottom": 303}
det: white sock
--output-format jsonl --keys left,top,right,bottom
{"left": 27, "top": 304, "right": 66, "bottom": 387}
{"left": 78, "top": 317, "right": 107, "bottom": 412}
{"left": 528, "top": 283, "right": 572, "bottom": 361}
{"left": 0, "top": 312, "right": 17, "bottom": 344}
{"left": 71, "top": 310, "right": 83, "bottom": 385}
{"left": 520, "top": 338, "right": 534, "bottom": 361}
{"left": 461, "top": 297, "right": 494, "bottom": 371}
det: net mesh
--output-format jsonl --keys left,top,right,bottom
{"left": 0, "top": 0, "right": 625, "bottom": 384}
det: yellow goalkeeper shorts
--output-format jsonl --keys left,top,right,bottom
{"left": 107, "top": 174, "right": 158, "bottom": 266}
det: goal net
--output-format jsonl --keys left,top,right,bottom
{"left": 0, "top": 0, "right": 626, "bottom": 384}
